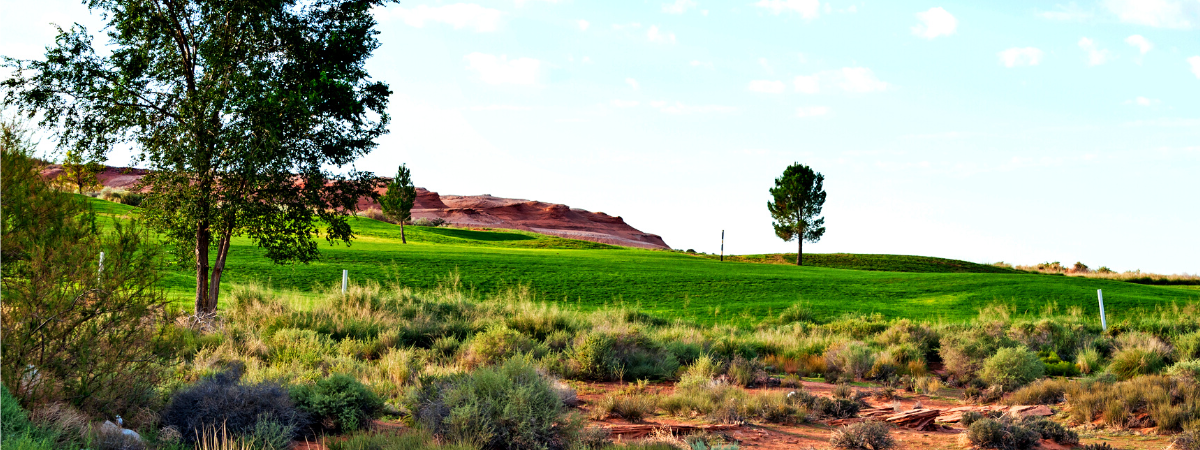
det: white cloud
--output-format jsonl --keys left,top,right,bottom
{"left": 1103, "top": 0, "right": 1194, "bottom": 28}
{"left": 610, "top": 100, "right": 640, "bottom": 108}
{"left": 793, "top": 75, "right": 820, "bottom": 93}
{"left": 793, "top": 67, "right": 889, "bottom": 93}
{"left": 464, "top": 53, "right": 541, "bottom": 85}
{"left": 1125, "top": 96, "right": 1160, "bottom": 106}
{"left": 690, "top": 60, "right": 714, "bottom": 69}
{"left": 647, "top": 25, "right": 676, "bottom": 43}
{"left": 1037, "top": 2, "right": 1093, "bottom": 21}
{"left": 612, "top": 23, "right": 642, "bottom": 30}
{"left": 1188, "top": 56, "right": 1200, "bottom": 78}
{"left": 911, "top": 7, "right": 958, "bottom": 39}
{"left": 389, "top": 4, "right": 503, "bottom": 32}
{"left": 662, "top": 0, "right": 697, "bottom": 14}
{"left": 625, "top": 78, "right": 640, "bottom": 89}
{"left": 796, "top": 106, "right": 829, "bottom": 117}
{"left": 1078, "top": 37, "right": 1112, "bottom": 66}
{"left": 1125, "top": 35, "right": 1153, "bottom": 54}
{"left": 514, "top": 0, "right": 561, "bottom": 6}
{"left": 998, "top": 47, "right": 1044, "bottom": 67}
{"left": 577, "top": 19, "right": 590, "bottom": 31}
{"left": 748, "top": 80, "right": 787, "bottom": 93}
{"left": 655, "top": 102, "right": 738, "bottom": 114}
{"left": 755, "top": 0, "right": 820, "bottom": 19}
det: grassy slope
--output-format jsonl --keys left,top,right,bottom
{"left": 87, "top": 197, "right": 1197, "bottom": 326}
{"left": 698, "top": 252, "right": 1022, "bottom": 273}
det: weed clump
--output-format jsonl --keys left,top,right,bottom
{"left": 965, "top": 418, "right": 1040, "bottom": 450}
{"left": 830, "top": 421, "right": 895, "bottom": 450}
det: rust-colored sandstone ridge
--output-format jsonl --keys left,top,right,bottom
{"left": 46, "top": 165, "right": 670, "bottom": 250}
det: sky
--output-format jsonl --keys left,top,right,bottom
{"left": 2, "top": 0, "right": 1199, "bottom": 274}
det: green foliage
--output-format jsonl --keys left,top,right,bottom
{"left": 380, "top": 164, "right": 417, "bottom": 244}
{"left": 1175, "top": 430, "right": 1200, "bottom": 450}
{"left": 979, "top": 347, "right": 1045, "bottom": 390}
{"left": 291, "top": 374, "right": 384, "bottom": 434}
{"left": 824, "top": 341, "right": 875, "bottom": 380}
{"left": 408, "top": 358, "right": 580, "bottom": 450}
{"left": 3, "top": 0, "right": 395, "bottom": 314}
{"left": 1176, "top": 331, "right": 1200, "bottom": 361}
{"left": 1167, "top": 360, "right": 1200, "bottom": 380}
{"left": 1022, "top": 417, "right": 1078, "bottom": 445}
{"left": 1, "top": 384, "right": 34, "bottom": 444}
{"left": 1, "top": 131, "right": 168, "bottom": 414}
{"left": 1039, "top": 351, "right": 1080, "bottom": 377}
{"left": 830, "top": 421, "right": 895, "bottom": 450}
{"left": 767, "top": 162, "right": 827, "bottom": 265}
{"left": 1066, "top": 375, "right": 1199, "bottom": 431}
{"left": 1006, "top": 378, "right": 1076, "bottom": 405}
{"left": 1075, "top": 346, "right": 1104, "bottom": 375}
{"left": 592, "top": 394, "right": 658, "bottom": 423}
{"left": 1108, "top": 348, "right": 1167, "bottom": 380}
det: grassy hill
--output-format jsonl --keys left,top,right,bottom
{"left": 88, "top": 197, "right": 1198, "bottom": 326}
{"left": 697, "top": 252, "right": 1022, "bottom": 273}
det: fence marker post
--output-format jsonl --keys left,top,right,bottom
{"left": 98, "top": 252, "right": 105, "bottom": 282}
{"left": 342, "top": 269, "right": 348, "bottom": 294}
{"left": 720, "top": 230, "right": 724, "bottom": 262}
{"left": 1097, "top": 289, "right": 1107, "bottom": 331}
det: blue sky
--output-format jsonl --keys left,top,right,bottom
{"left": 2, "top": 0, "right": 1198, "bottom": 273}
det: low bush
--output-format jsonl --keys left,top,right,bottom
{"left": 960, "top": 411, "right": 984, "bottom": 427}
{"left": 412, "top": 217, "right": 447, "bottom": 227}
{"left": 592, "top": 395, "right": 657, "bottom": 423}
{"left": 965, "top": 418, "right": 1040, "bottom": 450}
{"left": 408, "top": 358, "right": 581, "bottom": 450}
{"left": 1108, "top": 332, "right": 1171, "bottom": 380}
{"left": 1022, "top": 417, "right": 1078, "bottom": 445}
{"left": 1065, "top": 375, "right": 1199, "bottom": 432}
{"left": 825, "top": 341, "right": 875, "bottom": 380}
{"left": 939, "top": 326, "right": 1016, "bottom": 383}
{"left": 1039, "top": 351, "right": 1080, "bottom": 377}
{"left": 830, "top": 421, "right": 895, "bottom": 450}
{"left": 1006, "top": 378, "right": 1077, "bottom": 405}
{"left": 1176, "top": 332, "right": 1200, "bottom": 361}
{"left": 461, "top": 325, "right": 536, "bottom": 369}
{"left": 290, "top": 373, "right": 384, "bottom": 434}
{"left": 160, "top": 366, "right": 305, "bottom": 445}
{"left": 1175, "top": 430, "right": 1200, "bottom": 450}
{"left": 727, "top": 356, "right": 765, "bottom": 387}
{"left": 1167, "top": 360, "right": 1200, "bottom": 380}
{"left": 813, "top": 396, "right": 861, "bottom": 419}
{"left": 978, "top": 347, "right": 1044, "bottom": 391}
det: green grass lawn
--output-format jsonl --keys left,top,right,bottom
{"left": 88, "top": 197, "right": 1198, "bottom": 326}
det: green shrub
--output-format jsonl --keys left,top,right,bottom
{"left": 830, "top": 421, "right": 894, "bottom": 450}
{"left": 567, "top": 332, "right": 616, "bottom": 381}
{"left": 966, "top": 418, "right": 1040, "bottom": 450}
{"left": 825, "top": 341, "right": 875, "bottom": 380}
{"left": 462, "top": 325, "right": 536, "bottom": 369}
{"left": 813, "top": 396, "right": 861, "bottom": 419}
{"left": 408, "top": 357, "right": 581, "bottom": 450}
{"left": 939, "top": 327, "right": 1016, "bottom": 383}
{"left": 2, "top": 384, "right": 34, "bottom": 443}
{"left": 727, "top": 356, "right": 765, "bottom": 387}
{"left": 290, "top": 373, "right": 383, "bottom": 434}
{"left": 1175, "top": 332, "right": 1200, "bottom": 361}
{"left": 1167, "top": 360, "right": 1200, "bottom": 380}
{"left": 677, "top": 354, "right": 721, "bottom": 390}
{"left": 592, "top": 395, "right": 657, "bottom": 423}
{"left": 960, "top": 411, "right": 984, "bottom": 427}
{"left": 979, "top": 347, "right": 1044, "bottom": 390}
{"left": 1039, "top": 351, "right": 1079, "bottom": 377}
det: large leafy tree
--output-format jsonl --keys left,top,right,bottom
{"left": 379, "top": 163, "right": 416, "bottom": 244}
{"left": 767, "top": 163, "right": 827, "bottom": 265}
{"left": 3, "top": 0, "right": 394, "bottom": 315}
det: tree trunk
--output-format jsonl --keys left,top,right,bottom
{"left": 797, "top": 239, "right": 803, "bottom": 266}
{"left": 400, "top": 222, "right": 406, "bottom": 244}
{"left": 206, "top": 227, "right": 233, "bottom": 312}
{"left": 194, "top": 224, "right": 211, "bottom": 315}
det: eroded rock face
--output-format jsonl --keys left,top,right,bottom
{"left": 384, "top": 189, "right": 670, "bottom": 250}
{"left": 46, "top": 165, "right": 670, "bottom": 250}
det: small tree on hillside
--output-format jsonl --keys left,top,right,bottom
{"left": 56, "top": 150, "right": 103, "bottom": 194}
{"left": 767, "top": 163, "right": 827, "bottom": 265}
{"left": 380, "top": 164, "right": 416, "bottom": 244}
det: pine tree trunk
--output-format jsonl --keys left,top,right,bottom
{"left": 797, "top": 239, "right": 803, "bottom": 266}
{"left": 400, "top": 222, "right": 406, "bottom": 244}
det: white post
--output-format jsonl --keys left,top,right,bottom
{"left": 1097, "top": 289, "right": 1107, "bottom": 331}
{"left": 342, "top": 269, "right": 348, "bottom": 294}
{"left": 98, "top": 251, "right": 105, "bottom": 281}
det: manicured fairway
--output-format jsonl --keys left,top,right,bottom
{"left": 90, "top": 197, "right": 1197, "bottom": 326}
